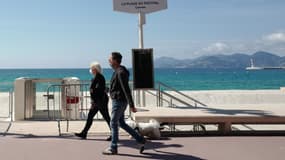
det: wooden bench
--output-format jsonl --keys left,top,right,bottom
{"left": 134, "top": 106, "right": 285, "bottom": 135}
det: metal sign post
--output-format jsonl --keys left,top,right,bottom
{"left": 113, "top": 0, "right": 167, "bottom": 49}
{"left": 138, "top": 12, "right": 145, "bottom": 48}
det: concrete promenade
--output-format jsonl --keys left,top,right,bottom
{"left": 1, "top": 121, "right": 285, "bottom": 160}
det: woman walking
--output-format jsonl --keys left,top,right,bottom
{"left": 75, "top": 61, "right": 111, "bottom": 141}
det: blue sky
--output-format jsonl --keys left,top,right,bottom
{"left": 1, "top": 0, "right": 285, "bottom": 68}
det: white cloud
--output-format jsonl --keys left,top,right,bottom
{"left": 203, "top": 42, "right": 229, "bottom": 52}
{"left": 193, "top": 32, "right": 285, "bottom": 57}
{"left": 193, "top": 42, "right": 232, "bottom": 56}
{"left": 153, "top": 31, "right": 285, "bottom": 59}
{"left": 263, "top": 32, "right": 285, "bottom": 43}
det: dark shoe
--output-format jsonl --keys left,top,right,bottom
{"left": 102, "top": 147, "right": 118, "bottom": 155}
{"left": 74, "top": 133, "right": 87, "bottom": 139}
{"left": 139, "top": 138, "right": 146, "bottom": 154}
{"left": 106, "top": 135, "right": 112, "bottom": 141}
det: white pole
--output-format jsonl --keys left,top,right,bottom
{"left": 138, "top": 12, "right": 145, "bottom": 49}
{"left": 138, "top": 12, "right": 146, "bottom": 106}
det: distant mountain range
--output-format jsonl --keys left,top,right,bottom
{"left": 154, "top": 51, "right": 285, "bottom": 69}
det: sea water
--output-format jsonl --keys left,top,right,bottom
{"left": 0, "top": 68, "right": 285, "bottom": 92}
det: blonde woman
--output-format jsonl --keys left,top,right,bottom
{"left": 75, "top": 62, "right": 111, "bottom": 141}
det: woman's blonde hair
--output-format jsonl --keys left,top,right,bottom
{"left": 90, "top": 61, "right": 102, "bottom": 74}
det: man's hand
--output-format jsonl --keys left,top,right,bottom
{"left": 130, "top": 106, "right": 137, "bottom": 113}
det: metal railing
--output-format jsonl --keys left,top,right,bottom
{"left": 157, "top": 81, "right": 207, "bottom": 107}
{"left": 139, "top": 81, "right": 207, "bottom": 108}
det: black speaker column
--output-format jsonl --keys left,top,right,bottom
{"left": 132, "top": 48, "right": 154, "bottom": 89}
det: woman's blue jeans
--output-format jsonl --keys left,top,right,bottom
{"left": 110, "top": 100, "right": 144, "bottom": 150}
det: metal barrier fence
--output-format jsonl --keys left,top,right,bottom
{"left": 46, "top": 83, "right": 90, "bottom": 121}
{"left": 46, "top": 81, "right": 132, "bottom": 135}
{"left": 46, "top": 82, "right": 91, "bottom": 135}
{"left": 0, "top": 90, "right": 13, "bottom": 136}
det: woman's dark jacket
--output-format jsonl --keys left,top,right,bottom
{"left": 90, "top": 73, "right": 108, "bottom": 105}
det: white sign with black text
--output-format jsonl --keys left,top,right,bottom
{"left": 113, "top": 0, "right": 167, "bottom": 13}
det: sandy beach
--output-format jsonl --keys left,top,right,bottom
{"left": 1, "top": 89, "right": 285, "bottom": 119}
{"left": 140, "top": 89, "right": 285, "bottom": 108}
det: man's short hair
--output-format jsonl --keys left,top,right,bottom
{"left": 111, "top": 52, "right": 122, "bottom": 64}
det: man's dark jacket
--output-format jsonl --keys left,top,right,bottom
{"left": 109, "top": 65, "right": 134, "bottom": 107}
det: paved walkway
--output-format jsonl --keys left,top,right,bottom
{"left": 1, "top": 134, "right": 285, "bottom": 160}
{"left": 1, "top": 121, "right": 285, "bottom": 160}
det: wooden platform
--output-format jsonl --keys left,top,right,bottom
{"left": 134, "top": 105, "right": 285, "bottom": 135}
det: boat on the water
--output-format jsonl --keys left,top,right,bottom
{"left": 245, "top": 59, "right": 263, "bottom": 70}
{"left": 246, "top": 58, "right": 285, "bottom": 70}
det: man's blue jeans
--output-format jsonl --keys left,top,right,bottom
{"left": 110, "top": 100, "right": 144, "bottom": 150}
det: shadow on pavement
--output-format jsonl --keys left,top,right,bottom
{"left": 3, "top": 133, "right": 75, "bottom": 139}
{"left": 115, "top": 138, "right": 204, "bottom": 160}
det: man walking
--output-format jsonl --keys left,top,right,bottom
{"left": 103, "top": 52, "right": 146, "bottom": 155}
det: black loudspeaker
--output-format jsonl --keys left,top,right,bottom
{"left": 132, "top": 48, "right": 154, "bottom": 89}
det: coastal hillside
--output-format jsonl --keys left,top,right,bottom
{"left": 154, "top": 51, "right": 285, "bottom": 69}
